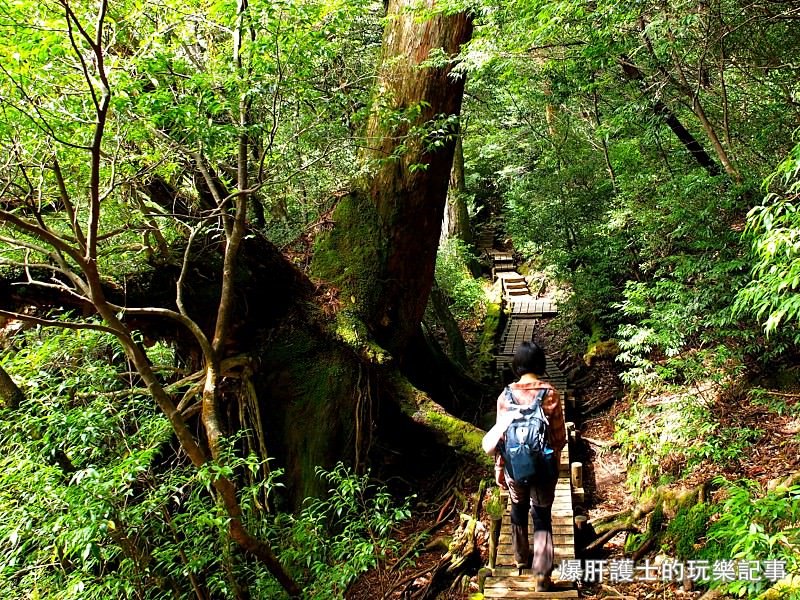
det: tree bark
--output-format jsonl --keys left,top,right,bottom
{"left": 0, "top": 363, "right": 24, "bottom": 409}
{"left": 334, "top": 0, "right": 473, "bottom": 358}
{"left": 442, "top": 132, "right": 472, "bottom": 244}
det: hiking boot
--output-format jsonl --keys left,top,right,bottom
{"left": 534, "top": 574, "right": 550, "bottom": 592}
{"left": 515, "top": 555, "right": 532, "bottom": 574}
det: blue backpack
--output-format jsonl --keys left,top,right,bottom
{"left": 500, "top": 387, "right": 557, "bottom": 484}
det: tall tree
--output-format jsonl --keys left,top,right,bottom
{"left": 313, "top": 0, "right": 474, "bottom": 357}
{"left": 0, "top": 0, "right": 486, "bottom": 578}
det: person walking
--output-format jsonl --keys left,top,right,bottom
{"left": 482, "top": 341, "right": 567, "bottom": 592}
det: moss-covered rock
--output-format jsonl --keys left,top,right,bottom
{"left": 583, "top": 339, "right": 620, "bottom": 366}
{"left": 663, "top": 502, "right": 714, "bottom": 559}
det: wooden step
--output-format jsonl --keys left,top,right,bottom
{"left": 484, "top": 580, "right": 579, "bottom": 599}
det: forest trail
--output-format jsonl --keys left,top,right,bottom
{"left": 480, "top": 240, "right": 580, "bottom": 599}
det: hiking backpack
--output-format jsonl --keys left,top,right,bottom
{"left": 500, "top": 386, "right": 557, "bottom": 485}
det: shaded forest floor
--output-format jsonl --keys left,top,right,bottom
{"left": 573, "top": 360, "right": 800, "bottom": 600}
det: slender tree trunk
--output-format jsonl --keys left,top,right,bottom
{"left": 689, "top": 96, "right": 740, "bottom": 182}
{"left": 593, "top": 88, "right": 618, "bottom": 193}
{"left": 635, "top": 16, "right": 741, "bottom": 182}
{"left": 619, "top": 59, "right": 722, "bottom": 177}
{"left": 428, "top": 282, "right": 468, "bottom": 368}
{"left": 442, "top": 132, "right": 472, "bottom": 244}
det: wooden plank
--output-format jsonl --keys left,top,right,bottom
{"left": 484, "top": 588, "right": 579, "bottom": 597}
{"left": 484, "top": 586, "right": 579, "bottom": 597}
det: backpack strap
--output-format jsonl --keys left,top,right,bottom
{"left": 531, "top": 387, "right": 548, "bottom": 408}
{"left": 504, "top": 385, "right": 517, "bottom": 406}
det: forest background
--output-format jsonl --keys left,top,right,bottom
{"left": 1, "top": 0, "right": 799, "bottom": 598}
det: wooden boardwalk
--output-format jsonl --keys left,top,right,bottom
{"left": 483, "top": 252, "right": 578, "bottom": 599}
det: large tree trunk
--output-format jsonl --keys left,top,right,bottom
{"left": 272, "top": 0, "right": 481, "bottom": 500}
{"left": 314, "top": 0, "right": 473, "bottom": 359}
{"left": 365, "top": 0, "right": 473, "bottom": 356}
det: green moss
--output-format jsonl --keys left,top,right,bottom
{"left": 258, "top": 326, "right": 364, "bottom": 502}
{"left": 474, "top": 301, "right": 501, "bottom": 379}
{"left": 664, "top": 502, "right": 714, "bottom": 559}
{"left": 583, "top": 339, "right": 620, "bottom": 366}
{"left": 333, "top": 310, "right": 392, "bottom": 364}
{"left": 392, "top": 374, "right": 491, "bottom": 467}
{"left": 426, "top": 410, "right": 484, "bottom": 449}
{"left": 310, "top": 192, "right": 385, "bottom": 320}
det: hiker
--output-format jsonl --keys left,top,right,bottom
{"left": 481, "top": 340, "right": 567, "bottom": 592}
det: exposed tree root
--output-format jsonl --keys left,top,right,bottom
{"left": 583, "top": 525, "right": 639, "bottom": 554}
{"left": 583, "top": 481, "right": 713, "bottom": 556}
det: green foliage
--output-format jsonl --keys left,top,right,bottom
{"left": 485, "top": 486, "right": 504, "bottom": 520}
{"left": 273, "top": 463, "right": 413, "bottom": 600}
{"left": 613, "top": 373, "right": 760, "bottom": 494}
{"left": 0, "top": 326, "right": 412, "bottom": 599}
{"left": 749, "top": 388, "right": 800, "bottom": 418}
{"left": 0, "top": 0, "right": 381, "bottom": 277}
{"left": 435, "top": 237, "right": 487, "bottom": 319}
{"left": 0, "top": 326, "right": 182, "bottom": 599}
{"left": 736, "top": 143, "right": 800, "bottom": 340}
{"left": 701, "top": 479, "right": 800, "bottom": 597}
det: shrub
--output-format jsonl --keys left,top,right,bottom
{"left": 435, "top": 237, "right": 487, "bottom": 319}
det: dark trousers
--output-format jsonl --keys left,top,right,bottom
{"left": 506, "top": 473, "right": 557, "bottom": 575}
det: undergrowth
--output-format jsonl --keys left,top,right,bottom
{"left": 0, "top": 323, "right": 412, "bottom": 599}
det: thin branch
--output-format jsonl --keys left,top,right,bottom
{"left": 53, "top": 158, "right": 86, "bottom": 250}
{"left": 0, "top": 64, "right": 92, "bottom": 150}
{"left": 0, "top": 235, "right": 62, "bottom": 259}
{"left": 177, "top": 225, "right": 203, "bottom": 318}
{"left": 0, "top": 309, "right": 118, "bottom": 335}
{"left": 0, "top": 209, "right": 86, "bottom": 267}
{"left": 257, "top": 17, "right": 284, "bottom": 180}
{"left": 61, "top": 0, "right": 99, "bottom": 111}
{"left": 108, "top": 304, "right": 215, "bottom": 366}
{"left": 10, "top": 278, "right": 93, "bottom": 307}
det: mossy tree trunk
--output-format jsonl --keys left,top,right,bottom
{"left": 313, "top": 0, "right": 473, "bottom": 359}
{"left": 284, "top": 0, "right": 489, "bottom": 499}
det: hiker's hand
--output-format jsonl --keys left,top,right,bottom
{"left": 495, "top": 466, "right": 507, "bottom": 490}
{"left": 498, "top": 409, "right": 522, "bottom": 429}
